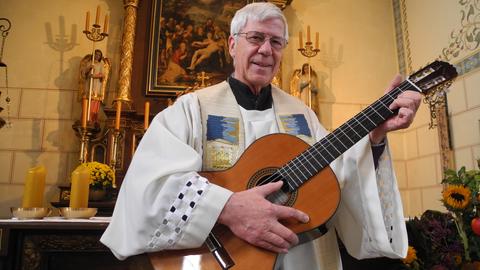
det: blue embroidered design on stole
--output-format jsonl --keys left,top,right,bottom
{"left": 206, "top": 115, "right": 239, "bottom": 144}
{"left": 279, "top": 114, "right": 312, "bottom": 137}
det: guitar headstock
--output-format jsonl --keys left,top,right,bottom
{"left": 408, "top": 60, "right": 458, "bottom": 95}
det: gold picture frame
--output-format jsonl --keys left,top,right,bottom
{"left": 145, "top": 0, "right": 249, "bottom": 97}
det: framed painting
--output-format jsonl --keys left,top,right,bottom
{"left": 146, "top": 0, "right": 250, "bottom": 97}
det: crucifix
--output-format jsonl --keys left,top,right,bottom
{"left": 197, "top": 71, "right": 210, "bottom": 88}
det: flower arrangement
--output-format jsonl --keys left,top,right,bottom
{"left": 75, "top": 161, "right": 114, "bottom": 190}
{"left": 441, "top": 162, "right": 480, "bottom": 266}
{"left": 404, "top": 160, "right": 480, "bottom": 270}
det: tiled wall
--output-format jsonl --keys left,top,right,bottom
{"left": 0, "top": 87, "right": 81, "bottom": 216}
{"left": 397, "top": 72, "right": 480, "bottom": 217}
{"left": 0, "top": 0, "right": 123, "bottom": 218}
{"left": 393, "top": 0, "right": 480, "bottom": 217}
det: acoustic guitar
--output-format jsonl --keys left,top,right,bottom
{"left": 148, "top": 61, "right": 458, "bottom": 270}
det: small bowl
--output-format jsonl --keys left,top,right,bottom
{"left": 59, "top": 207, "right": 97, "bottom": 219}
{"left": 11, "top": 207, "right": 52, "bottom": 219}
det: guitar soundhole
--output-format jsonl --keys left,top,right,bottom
{"left": 247, "top": 167, "right": 297, "bottom": 207}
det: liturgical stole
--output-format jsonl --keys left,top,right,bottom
{"left": 196, "top": 81, "right": 317, "bottom": 171}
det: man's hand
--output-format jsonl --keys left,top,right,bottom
{"left": 218, "top": 181, "right": 309, "bottom": 253}
{"left": 369, "top": 75, "right": 422, "bottom": 144}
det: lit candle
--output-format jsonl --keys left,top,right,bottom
{"left": 299, "top": 31, "right": 303, "bottom": 48}
{"left": 22, "top": 166, "right": 46, "bottom": 208}
{"left": 81, "top": 98, "right": 88, "bottom": 128}
{"left": 307, "top": 25, "right": 311, "bottom": 43}
{"left": 115, "top": 101, "right": 122, "bottom": 130}
{"left": 144, "top": 101, "right": 150, "bottom": 130}
{"left": 85, "top": 11, "right": 90, "bottom": 32}
{"left": 70, "top": 166, "right": 90, "bottom": 208}
{"left": 103, "top": 14, "right": 109, "bottom": 33}
{"left": 95, "top": 5, "right": 101, "bottom": 25}
{"left": 315, "top": 32, "right": 319, "bottom": 50}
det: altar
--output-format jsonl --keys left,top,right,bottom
{"left": 0, "top": 218, "right": 153, "bottom": 270}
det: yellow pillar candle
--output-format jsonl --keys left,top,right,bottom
{"left": 299, "top": 31, "right": 303, "bottom": 48}
{"left": 70, "top": 166, "right": 91, "bottom": 208}
{"left": 22, "top": 165, "right": 46, "bottom": 208}
{"left": 104, "top": 14, "right": 109, "bottom": 33}
{"left": 144, "top": 101, "right": 150, "bottom": 130}
{"left": 95, "top": 5, "right": 101, "bottom": 25}
{"left": 85, "top": 11, "right": 90, "bottom": 32}
{"left": 115, "top": 100, "right": 122, "bottom": 130}
{"left": 307, "top": 25, "right": 311, "bottom": 43}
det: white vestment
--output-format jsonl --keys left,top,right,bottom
{"left": 101, "top": 84, "right": 408, "bottom": 270}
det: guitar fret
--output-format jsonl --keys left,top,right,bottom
{"left": 305, "top": 148, "right": 323, "bottom": 168}
{"left": 369, "top": 105, "right": 385, "bottom": 121}
{"left": 352, "top": 117, "right": 369, "bottom": 133}
{"left": 361, "top": 111, "right": 377, "bottom": 126}
{"left": 310, "top": 145, "right": 330, "bottom": 164}
{"left": 345, "top": 121, "right": 362, "bottom": 139}
{"left": 337, "top": 127, "right": 355, "bottom": 144}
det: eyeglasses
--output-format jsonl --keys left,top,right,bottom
{"left": 234, "top": 31, "right": 287, "bottom": 50}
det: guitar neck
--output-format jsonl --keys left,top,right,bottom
{"left": 279, "top": 79, "right": 419, "bottom": 191}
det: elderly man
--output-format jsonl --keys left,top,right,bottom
{"left": 101, "top": 2, "right": 421, "bottom": 269}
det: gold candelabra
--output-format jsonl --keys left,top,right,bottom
{"left": 83, "top": 6, "right": 109, "bottom": 122}
{"left": 77, "top": 6, "right": 109, "bottom": 164}
{"left": 298, "top": 25, "right": 320, "bottom": 108}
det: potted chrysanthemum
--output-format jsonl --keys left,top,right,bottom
{"left": 74, "top": 161, "right": 115, "bottom": 201}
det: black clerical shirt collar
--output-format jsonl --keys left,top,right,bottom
{"left": 227, "top": 76, "right": 273, "bottom": 111}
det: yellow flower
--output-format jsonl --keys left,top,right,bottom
{"left": 402, "top": 246, "right": 417, "bottom": 265}
{"left": 453, "top": 254, "right": 462, "bottom": 266}
{"left": 74, "top": 161, "right": 114, "bottom": 189}
{"left": 442, "top": 185, "right": 471, "bottom": 210}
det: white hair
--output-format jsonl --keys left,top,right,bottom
{"left": 230, "top": 2, "right": 289, "bottom": 42}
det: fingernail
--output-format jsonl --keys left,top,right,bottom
{"left": 302, "top": 214, "right": 310, "bottom": 223}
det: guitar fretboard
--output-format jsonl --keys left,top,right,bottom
{"left": 278, "top": 80, "right": 418, "bottom": 191}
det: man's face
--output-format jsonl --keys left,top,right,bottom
{"left": 228, "top": 18, "right": 284, "bottom": 93}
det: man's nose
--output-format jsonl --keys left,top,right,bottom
{"left": 257, "top": 40, "right": 273, "bottom": 55}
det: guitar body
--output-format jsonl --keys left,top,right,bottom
{"left": 148, "top": 133, "right": 341, "bottom": 270}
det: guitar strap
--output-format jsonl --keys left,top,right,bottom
{"left": 197, "top": 81, "right": 316, "bottom": 171}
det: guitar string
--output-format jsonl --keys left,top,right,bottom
{"left": 255, "top": 80, "right": 414, "bottom": 190}
{"left": 281, "top": 83, "right": 407, "bottom": 188}
{"left": 278, "top": 81, "right": 411, "bottom": 188}
{"left": 277, "top": 89, "right": 400, "bottom": 189}
{"left": 256, "top": 87, "right": 404, "bottom": 190}
{"left": 264, "top": 64, "right": 456, "bottom": 189}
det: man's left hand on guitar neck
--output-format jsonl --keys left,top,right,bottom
{"left": 369, "top": 75, "right": 422, "bottom": 144}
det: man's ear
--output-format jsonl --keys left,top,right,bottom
{"left": 228, "top": 36, "right": 236, "bottom": 58}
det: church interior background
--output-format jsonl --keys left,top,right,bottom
{"left": 0, "top": 0, "right": 479, "bottom": 234}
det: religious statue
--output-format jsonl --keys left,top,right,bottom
{"left": 290, "top": 63, "right": 319, "bottom": 116}
{"left": 79, "top": 49, "right": 111, "bottom": 123}
{"left": 289, "top": 68, "right": 301, "bottom": 97}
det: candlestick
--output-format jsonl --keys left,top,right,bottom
{"left": 104, "top": 14, "right": 109, "bottom": 33}
{"left": 299, "top": 31, "right": 303, "bottom": 48}
{"left": 81, "top": 98, "right": 88, "bottom": 128}
{"left": 22, "top": 166, "right": 46, "bottom": 208}
{"left": 144, "top": 101, "right": 150, "bottom": 130}
{"left": 70, "top": 166, "right": 90, "bottom": 208}
{"left": 307, "top": 25, "right": 311, "bottom": 43}
{"left": 85, "top": 11, "right": 90, "bottom": 32}
{"left": 315, "top": 32, "right": 319, "bottom": 50}
{"left": 95, "top": 6, "right": 101, "bottom": 25}
{"left": 115, "top": 101, "right": 122, "bottom": 130}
